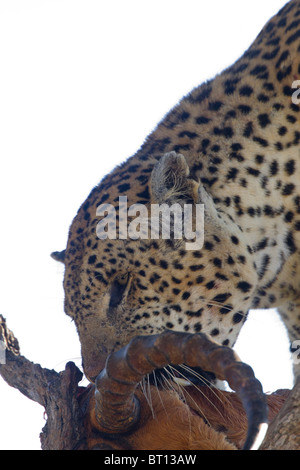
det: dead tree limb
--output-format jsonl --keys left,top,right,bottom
{"left": 0, "top": 315, "right": 87, "bottom": 450}
{"left": 261, "top": 382, "right": 300, "bottom": 450}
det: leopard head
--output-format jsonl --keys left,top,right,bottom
{"left": 55, "top": 152, "right": 257, "bottom": 381}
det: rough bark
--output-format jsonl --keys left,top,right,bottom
{"left": 0, "top": 315, "right": 87, "bottom": 450}
{"left": 261, "top": 381, "right": 300, "bottom": 450}
{"left": 1, "top": 314, "right": 300, "bottom": 450}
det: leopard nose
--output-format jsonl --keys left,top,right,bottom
{"left": 82, "top": 353, "right": 107, "bottom": 383}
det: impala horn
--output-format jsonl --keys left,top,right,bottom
{"left": 94, "top": 330, "right": 268, "bottom": 450}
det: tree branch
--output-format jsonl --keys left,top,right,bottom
{"left": 261, "top": 381, "right": 300, "bottom": 450}
{"left": 0, "top": 315, "right": 87, "bottom": 450}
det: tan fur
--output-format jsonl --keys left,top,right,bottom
{"left": 62, "top": 0, "right": 300, "bottom": 383}
{"left": 81, "top": 385, "right": 288, "bottom": 450}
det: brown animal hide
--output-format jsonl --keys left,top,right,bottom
{"left": 81, "top": 384, "right": 289, "bottom": 450}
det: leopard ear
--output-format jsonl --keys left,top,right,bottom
{"left": 51, "top": 250, "right": 66, "bottom": 263}
{"left": 150, "top": 151, "right": 199, "bottom": 204}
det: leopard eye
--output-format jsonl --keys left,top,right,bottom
{"left": 117, "top": 273, "right": 129, "bottom": 286}
{"left": 109, "top": 274, "right": 130, "bottom": 308}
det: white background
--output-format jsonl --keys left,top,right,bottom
{"left": 0, "top": 0, "right": 293, "bottom": 450}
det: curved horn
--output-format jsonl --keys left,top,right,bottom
{"left": 95, "top": 330, "right": 268, "bottom": 450}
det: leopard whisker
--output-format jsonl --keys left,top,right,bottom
{"left": 151, "top": 370, "right": 168, "bottom": 416}
{"left": 163, "top": 366, "right": 193, "bottom": 433}
{"left": 167, "top": 365, "right": 214, "bottom": 428}
{"left": 140, "top": 376, "right": 155, "bottom": 419}
{"left": 179, "top": 363, "right": 234, "bottom": 412}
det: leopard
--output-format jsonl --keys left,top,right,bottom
{"left": 53, "top": 0, "right": 300, "bottom": 385}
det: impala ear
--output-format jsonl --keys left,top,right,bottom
{"left": 51, "top": 250, "right": 66, "bottom": 263}
{"left": 150, "top": 151, "right": 199, "bottom": 205}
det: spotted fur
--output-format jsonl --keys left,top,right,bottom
{"left": 60, "top": 0, "right": 300, "bottom": 382}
